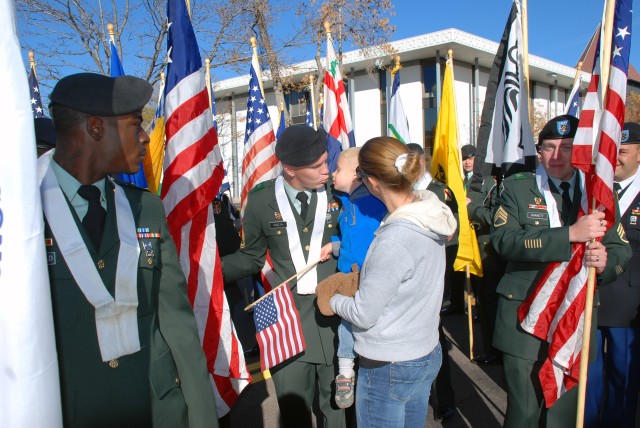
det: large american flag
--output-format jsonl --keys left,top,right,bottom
{"left": 163, "top": 0, "right": 250, "bottom": 416}
{"left": 28, "top": 65, "right": 44, "bottom": 119}
{"left": 240, "top": 50, "right": 281, "bottom": 215}
{"left": 518, "top": 0, "right": 632, "bottom": 407}
{"left": 254, "top": 284, "right": 306, "bottom": 371}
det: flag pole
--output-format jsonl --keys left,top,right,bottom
{"left": 28, "top": 51, "right": 37, "bottom": 78}
{"left": 244, "top": 260, "right": 321, "bottom": 311}
{"left": 466, "top": 264, "right": 475, "bottom": 360}
{"left": 309, "top": 74, "right": 317, "bottom": 130}
{"left": 107, "top": 22, "right": 115, "bottom": 47}
{"left": 250, "top": 37, "right": 266, "bottom": 98}
{"left": 576, "top": 1, "right": 616, "bottom": 426}
{"left": 205, "top": 58, "right": 212, "bottom": 109}
{"left": 572, "top": 61, "right": 584, "bottom": 88}
{"left": 520, "top": 0, "right": 530, "bottom": 109}
{"left": 318, "top": 93, "right": 324, "bottom": 127}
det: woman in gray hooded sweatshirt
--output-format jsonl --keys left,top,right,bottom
{"left": 330, "top": 137, "right": 457, "bottom": 428}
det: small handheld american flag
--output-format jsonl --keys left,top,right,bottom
{"left": 254, "top": 284, "right": 306, "bottom": 371}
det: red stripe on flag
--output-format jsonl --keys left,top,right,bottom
{"left": 165, "top": 88, "right": 210, "bottom": 141}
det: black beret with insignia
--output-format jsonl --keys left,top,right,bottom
{"left": 461, "top": 144, "right": 476, "bottom": 159}
{"left": 34, "top": 117, "right": 56, "bottom": 149}
{"left": 620, "top": 122, "right": 640, "bottom": 145}
{"left": 275, "top": 125, "right": 328, "bottom": 167}
{"left": 538, "top": 114, "right": 579, "bottom": 143}
{"left": 49, "top": 73, "right": 153, "bottom": 117}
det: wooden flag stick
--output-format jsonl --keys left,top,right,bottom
{"left": 244, "top": 260, "right": 321, "bottom": 311}
{"left": 250, "top": 37, "right": 266, "bottom": 97}
{"left": 309, "top": 74, "right": 317, "bottom": 130}
{"left": 205, "top": 58, "right": 213, "bottom": 110}
{"left": 573, "top": 61, "right": 584, "bottom": 87}
{"left": 576, "top": 3, "right": 616, "bottom": 425}
{"left": 521, "top": 0, "right": 530, "bottom": 111}
{"left": 465, "top": 264, "right": 474, "bottom": 361}
{"left": 28, "top": 51, "right": 37, "bottom": 79}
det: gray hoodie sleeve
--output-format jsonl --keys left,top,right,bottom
{"left": 330, "top": 238, "right": 413, "bottom": 329}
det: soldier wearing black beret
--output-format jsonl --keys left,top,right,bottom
{"left": 34, "top": 117, "right": 56, "bottom": 158}
{"left": 40, "top": 73, "right": 218, "bottom": 427}
{"left": 222, "top": 125, "right": 345, "bottom": 427}
{"left": 490, "top": 115, "right": 631, "bottom": 427}
{"left": 585, "top": 122, "right": 640, "bottom": 427}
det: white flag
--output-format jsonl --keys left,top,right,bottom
{"left": 0, "top": 1, "right": 62, "bottom": 426}
{"left": 387, "top": 71, "right": 411, "bottom": 144}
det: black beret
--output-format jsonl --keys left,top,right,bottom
{"left": 621, "top": 123, "right": 640, "bottom": 144}
{"left": 275, "top": 125, "right": 327, "bottom": 166}
{"left": 49, "top": 73, "right": 152, "bottom": 117}
{"left": 538, "top": 115, "right": 579, "bottom": 143}
{"left": 34, "top": 117, "right": 56, "bottom": 149}
{"left": 461, "top": 144, "right": 476, "bottom": 159}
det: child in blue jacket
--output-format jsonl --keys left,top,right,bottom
{"left": 321, "top": 147, "right": 386, "bottom": 408}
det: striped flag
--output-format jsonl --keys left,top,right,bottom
{"left": 323, "top": 28, "right": 355, "bottom": 173}
{"left": 387, "top": 70, "right": 410, "bottom": 144}
{"left": 472, "top": 0, "right": 536, "bottom": 187}
{"left": 564, "top": 72, "right": 582, "bottom": 117}
{"left": 240, "top": 49, "right": 281, "bottom": 216}
{"left": 143, "top": 77, "right": 165, "bottom": 195}
{"left": 518, "top": 0, "right": 632, "bottom": 407}
{"left": 28, "top": 64, "right": 44, "bottom": 118}
{"left": 254, "top": 285, "right": 306, "bottom": 371}
{"left": 109, "top": 37, "right": 148, "bottom": 188}
{"left": 0, "top": 0, "right": 62, "bottom": 425}
{"left": 163, "top": 0, "right": 250, "bottom": 416}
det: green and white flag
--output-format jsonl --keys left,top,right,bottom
{"left": 387, "top": 70, "right": 411, "bottom": 144}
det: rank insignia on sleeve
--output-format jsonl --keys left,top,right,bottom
{"left": 494, "top": 206, "right": 508, "bottom": 227}
{"left": 618, "top": 223, "right": 629, "bottom": 243}
{"left": 616, "top": 265, "right": 624, "bottom": 275}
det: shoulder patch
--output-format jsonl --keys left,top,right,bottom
{"left": 494, "top": 206, "right": 508, "bottom": 227}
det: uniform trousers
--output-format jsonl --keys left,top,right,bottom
{"left": 585, "top": 326, "right": 640, "bottom": 428}
{"left": 502, "top": 353, "right": 579, "bottom": 428}
{"left": 272, "top": 358, "right": 345, "bottom": 428}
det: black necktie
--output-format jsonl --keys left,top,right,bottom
{"left": 559, "top": 182, "right": 572, "bottom": 224}
{"left": 77, "top": 184, "right": 106, "bottom": 250}
{"left": 614, "top": 182, "right": 622, "bottom": 198}
{"left": 296, "top": 192, "right": 309, "bottom": 220}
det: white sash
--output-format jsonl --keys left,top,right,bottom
{"left": 274, "top": 176, "right": 327, "bottom": 294}
{"left": 618, "top": 168, "right": 640, "bottom": 216}
{"left": 414, "top": 172, "right": 433, "bottom": 191}
{"left": 39, "top": 155, "right": 141, "bottom": 361}
{"left": 535, "top": 165, "right": 587, "bottom": 228}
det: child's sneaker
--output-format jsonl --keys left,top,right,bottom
{"left": 335, "top": 374, "right": 355, "bottom": 408}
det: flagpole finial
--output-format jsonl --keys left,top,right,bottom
{"left": 205, "top": 58, "right": 210, "bottom": 68}
{"left": 577, "top": 61, "right": 583, "bottom": 72}
{"left": 391, "top": 56, "right": 402, "bottom": 77}
{"left": 279, "top": 102, "right": 284, "bottom": 112}
{"left": 324, "top": 21, "right": 331, "bottom": 35}
{"left": 28, "top": 51, "right": 35, "bottom": 68}
{"left": 250, "top": 36, "right": 257, "bottom": 49}
{"left": 309, "top": 74, "right": 315, "bottom": 84}
{"left": 160, "top": 72, "right": 165, "bottom": 84}
{"left": 448, "top": 49, "right": 453, "bottom": 60}
{"left": 107, "top": 23, "right": 114, "bottom": 37}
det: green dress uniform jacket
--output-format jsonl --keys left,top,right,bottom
{"left": 46, "top": 180, "right": 218, "bottom": 428}
{"left": 221, "top": 178, "right": 343, "bottom": 426}
{"left": 489, "top": 172, "right": 631, "bottom": 427}
{"left": 468, "top": 177, "right": 504, "bottom": 272}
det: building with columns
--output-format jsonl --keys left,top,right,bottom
{"left": 213, "top": 28, "right": 585, "bottom": 197}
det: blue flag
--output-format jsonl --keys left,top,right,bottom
{"left": 564, "top": 73, "right": 582, "bottom": 117}
{"left": 110, "top": 39, "right": 148, "bottom": 188}
{"left": 28, "top": 66, "right": 44, "bottom": 118}
{"left": 304, "top": 92, "right": 314, "bottom": 128}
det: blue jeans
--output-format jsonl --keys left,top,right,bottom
{"left": 337, "top": 320, "right": 357, "bottom": 359}
{"left": 356, "top": 343, "right": 442, "bottom": 428}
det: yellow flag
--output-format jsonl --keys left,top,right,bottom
{"left": 430, "top": 57, "right": 483, "bottom": 276}
{"left": 144, "top": 80, "right": 166, "bottom": 195}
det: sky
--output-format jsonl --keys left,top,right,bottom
{"left": 389, "top": 0, "right": 637, "bottom": 71}
{"left": 18, "top": 0, "right": 640, "bottom": 100}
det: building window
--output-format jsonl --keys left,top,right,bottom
{"left": 380, "top": 70, "right": 387, "bottom": 136}
{"left": 285, "top": 91, "right": 309, "bottom": 125}
{"left": 422, "top": 59, "right": 440, "bottom": 153}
